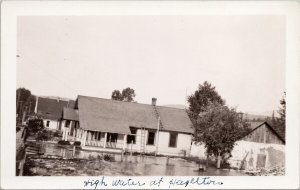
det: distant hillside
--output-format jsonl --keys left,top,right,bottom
{"left": 163, "top": 104, "right": 277, "bottom": 122}
{"left": 243, "top": 113, "right": 269, "bottom": 121}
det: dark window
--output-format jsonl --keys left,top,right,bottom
{"left": 147, "top": 131, "right": 156, "bottom": 145}
{"left": 169, "top": 132, "right": 178, "bottom": 147}
{"left": 106, "top": 133, "right": 118, "bottom": 142}
{"left": 97, "top": 132, "right": 101, "bottom": 140}
{"left": 46, "top": 121, "right": 50, "bottom": 127}
{"left": 127, "top": 128, "right": 137, "bottom": 144}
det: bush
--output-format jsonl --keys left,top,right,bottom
{"left": 27, "top": 116, "right": 44, "bottom": 133}
{"left": 53, "top": 131, "right": 62, "bottom": 137}
{"left": 103, "top": 154, "right": 115, "bottom": 162}
{"left": 57, "top": 140, "right": 71, "bottom": 145}
{"left": 36, "top": 129, "right": 50, "bottom": 141}
{"left": 73, "top": 141, "right": 81, "bottom": 146}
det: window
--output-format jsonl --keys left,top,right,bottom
{"left": 127, "top": 127, "right": 137, "bottom": 144}
{"left": 96, "top": 132, "right": 101, "bottom": 141}
{"left": 46, "top": 121, "right": 50, "bottom": 127}
{"left": 147, "top": 131, "right": 156, "bottom": 145}
{"left": 169, "top": 132, "right": 178, "bottom": 147}
{"left": 106, "top": 133, "right": 118, "bottom": 142}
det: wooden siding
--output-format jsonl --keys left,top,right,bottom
{"left": 243, "top": 124, "right": 283, "bottom": 145}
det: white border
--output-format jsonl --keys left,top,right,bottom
{"left": 1, "top": 1, "right": 300, "bottom": 189}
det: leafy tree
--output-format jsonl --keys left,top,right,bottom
{"left": 111, "top": 87, "right": 136, "bottom": 102}
{"left": 111, "top": 90, "right": 123, "bottom": 101}
{"left": 187, "top": 81, "right": 225, "bottom": 123}
{"left": 194, "top": 103, "right": 250, "bottom": 168}
{"left": 16, "top": 88, "right": 36, "bottom": 124}
{"left": 275, "top": 92, "right": 286, "bottom": 139}
{"left": 121, "top": 87, "right": 136, "bottom": 102}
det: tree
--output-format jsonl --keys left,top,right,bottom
{"left": 187, "top": 81, "right": 225, "bottom": 123}
{"left": 16, "top": 87, "right": 36, "bottom": 124}
{"left": 111, "top": 90, "right": 123, "bottom": 101}
{"left": 275, "top": 92, "right": 286, "bottom": 139}
{"left": 111, "top": 87, "right": 136, "bottom": 102}
{"left": 194, "top": 103, "right": 250, "bottom": 168}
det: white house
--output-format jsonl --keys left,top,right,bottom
{"left": 60, "top": 95, "right": 194, "bottom": 157}
{"left": 34, "top": 96, "right": 75, "bottom": 130}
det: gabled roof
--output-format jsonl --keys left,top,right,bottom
{"left": 245, "top": 121, "right": 285, "bottom": 143}
{"left": 62, "top": 107, "right": 79, "bottom": 121}
{"left": 77, "top": 95, "right": 194, "bottom": 134}
{"left": 36, "top": 97, "right": 75, "bottom": 120}
{"left": 156, "top": 106, "right": 194, "bottom": 134}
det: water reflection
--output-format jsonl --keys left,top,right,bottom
{"left": 38, "top": 142, "right": 246, "bottom": 176}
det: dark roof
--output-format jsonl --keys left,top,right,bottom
{"left": 77, "top": 95, "right": 194, "bottom": 134}
{"left": 62, "top": 107, "right": 79, "bottom": 121}
{"left": 156, "top": 106, "right": 194, "bottom": 133}
{"left": 246, "top": 121, "right": 285, "bottom": 143}
{"left": 36, "top": 97, "right": 75, "bottom": 120}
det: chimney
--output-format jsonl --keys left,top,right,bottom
{"left": 152, "top": 98, "right": 157, "bottom": 106}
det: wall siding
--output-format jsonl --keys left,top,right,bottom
{"left": 43, "top": 119, "right": 58, "bottom": 130}
{"left": 243, "top": 124, "right": 283, "bottom": 145}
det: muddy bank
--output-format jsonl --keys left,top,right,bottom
{"left": 23, "top": 154, "right": 136, "bottom": 176}
{"left": 245, "top": 166, "right": 285, "bottom": 176}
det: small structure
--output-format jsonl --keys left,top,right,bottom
{"left": 190, "top": 121, "right": 285, "bottom": 170}
{"left": 228, "top": 121, "right": 285, "bottom": 170}
{"left": 34, "top": 96, "right": 75, "bottom": 130}
{"left": 60, "top": 95, "right": 194, "bottom": 156}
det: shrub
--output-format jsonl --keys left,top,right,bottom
{"left": 27, "top": 116, "right": 44, "bottom": 133}
{"left": 36, "top": 129, "right": 50, "bottom": 141}
{"left": 57, "top": 140, "right": 71, "bottom": 145}
{"left": 73, "top": 141, "right": 81, "bottom": 146}
{"left": 53, "top": 131, "right": 62, "bottom": 137}
{"left": 103, "top": 154, "right": 115, "bottom": 162}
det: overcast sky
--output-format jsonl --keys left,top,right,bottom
{"left": 17, "top": 15, "right": 285, "bottom": 114}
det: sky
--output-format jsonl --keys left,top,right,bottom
{"left": 17, "top": 15, "right": 285, "bottom": 114}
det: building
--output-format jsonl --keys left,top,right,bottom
{"left": 190, "top": 121, "right": 285, "bottom": 170}
{"left": 228, "top": 121, "right": 285, "bottom": 170}
{"left": 34, "top": 96, "right": 75, "bottom": 130}
{"left": 60, "top": 95, "right": 194, "bottom": 156}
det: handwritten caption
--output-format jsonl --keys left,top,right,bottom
{"left": 83, "top": 176, "right": 223, "bottom": 189}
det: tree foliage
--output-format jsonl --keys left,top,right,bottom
{"left": 194, "top": 103, "right": 250, "bottom": 159}
{"left": 111, "top": 90, "right": 123, "bottom": 101}
{"left": 187, "top": 81, "right": 225, "bottom": 123}
{"left": 16, "top": 87, "right": 36, "bottom": 123}
{"left": 111, "top": 87, "right": 136, "bottom": 102}
{"left": 273, "top": 92, "right": 286, "bottom": 139}
{"left": 277, "top": 92, "right": 286, "bottom": 128}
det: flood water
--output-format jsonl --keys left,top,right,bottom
{"left": 38, "top": 142, "right": 246, "bottom": 176}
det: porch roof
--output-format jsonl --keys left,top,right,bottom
{"left": 62, "top": 107, "right": 79, "bottom": 121}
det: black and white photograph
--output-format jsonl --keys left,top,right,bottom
{"left": 1, "top": 1, "right": 299, "bottom": 189}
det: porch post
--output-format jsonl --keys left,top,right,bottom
{"left": 123, "top": 134, "right": 127, "bottom": 151}
{"left": 65, "top": 127, "right": 69, "bottom": 141}
{"left": 103, "top": 132, "right": 107, "bottom": 148}
{"left": 82, "top": 130, "right": 87, "bottom": 146}
{"left": 69, "top": 120, "right": 73, "bottom": 136}
{"left": 62, "top": 120, "right": 66, "bottom": 140}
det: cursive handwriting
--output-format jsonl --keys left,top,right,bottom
{"left": 83, "top": 176, "right": 223, "bottom": 189}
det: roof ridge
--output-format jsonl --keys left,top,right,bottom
{"left": 156, "top": 105, "right": 187, "bottom": 111}
{"left": 77, "top": 95, "right": 187, "bottom": 110}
